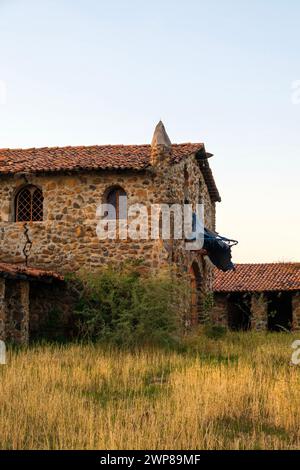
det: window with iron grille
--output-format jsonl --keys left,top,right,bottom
{"left": 15, "top": 186, "right": 43, "bottom": 222}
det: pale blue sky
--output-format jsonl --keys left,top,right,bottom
{"left": 0, "top": 0, "right": 299, "bottom": 262}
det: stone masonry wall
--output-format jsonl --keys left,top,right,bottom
{"left": 0, "top": 276, "right": 74, "bottom": 344}
{"left": 250, "top": 293, "right": 268, "bottom": 330}
{"left": 211, "top": 293, "right": 229, "bottom": 327}
{"left": 0, "top": 171, "right": 159, "bottom": 272}
{"left": 0, "top": 279, "right": 5, "bottom": 340}
{"left": 292, "top": 292, "right": 300, "bottom": 331}
{"left": 0, "top": 155, "right": 216, "bottom": 283}
{"left": 152, "top": 154, "right": 216, "bottom": 292}
{"left": 212, "top": 291, "right": 300, "bottom": 332}
{"left": 3, "top": 279, "right": 29, "bottom": 344}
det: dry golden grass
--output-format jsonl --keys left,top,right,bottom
{"left": 0, "top": 331, "right": 299, "bottom": 450}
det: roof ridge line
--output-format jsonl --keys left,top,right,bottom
{"left": 0, "top": 142, "right": 204, "bottom": 152}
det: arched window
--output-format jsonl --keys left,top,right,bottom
{"left": 105, "top": 187, "right": 127, "bottom": 220}
{"left": 15, "top": 185, "right": 43, "bottom": 222}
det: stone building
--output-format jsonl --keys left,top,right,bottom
{"left": 213, "top": 263, "right": 300, "bottom": 331}
{"left": 0, "top": 122, "right": 221, "bottom": 343}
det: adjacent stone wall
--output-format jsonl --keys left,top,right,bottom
{"left": 211, "top": 293, "right": 229, "bottom": 327}
{"left": 292, "top": 292, "right": 300, "bottom": 331}
{"left": 0, "top": 279, "right": 5, "bottom": 340}
{"left": 4, "top": 279, "right": 29, "bottom": 344}
{"left": 212, "top": 291, "right": 300, "bottom": 332}
{"left": 250, "top": 293, "right": 268, "bottom": 330}
{"left": 0, "top": 276, "right": 72, "bottom": 344}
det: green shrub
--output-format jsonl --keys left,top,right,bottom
{"left": 71, "top": 264, "right": 190, "bottom": 347}
{"left": 203, "top": 324, "right": 227, "bottom": 340}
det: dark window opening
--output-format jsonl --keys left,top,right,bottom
{"left": 105, "top": 187, "right": 127, "bottom": 220}
{"left": 267, "top": 291, "right": 292, "bottom": 332}
{"left": 228, "top": 293, "right": 251, "bottom": 331}
{"left": 15, "top": 185, "right": 43, "bottom": 222}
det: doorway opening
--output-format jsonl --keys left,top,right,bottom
{"left": 267, "top": 291, "right": 292, "bottom": 331}
{"left": 227, "top": 293, "right": 251, "bottom": 331}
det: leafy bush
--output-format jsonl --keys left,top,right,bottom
{"left": 203, "top": 324, "right": 227, "bottom": 340}
{"left": 72, "top": 263, "right": 190, "bottom": 347}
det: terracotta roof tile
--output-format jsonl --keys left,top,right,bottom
{"left": 0, "top": 263, "right": 64, "bottom": 282}
{"left": 0, "top": 143, "right": 221, "bottom": 202}
{"left": 213, "top": 263, "right": 300, "bottom": 292}
{"left": 0, "top": 143, "right": 201, "bottom": 173}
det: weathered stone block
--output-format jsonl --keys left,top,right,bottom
{"left": 292, "top": 293, "right": 300, "bottom": 331}
{"left": 251, "top": 293, "right": 268, "bottom": 330}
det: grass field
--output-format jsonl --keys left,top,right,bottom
{"left": 0, "top": 331, "right": 299, "bottom": 450}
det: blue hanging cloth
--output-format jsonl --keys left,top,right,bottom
{"left": 190, "top": 213, "right": 238, "bottom": 272}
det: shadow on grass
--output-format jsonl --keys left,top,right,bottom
{"left": 82, "top": 377, "right": 169, "bottom": 407}
{"left": 214, "top": 415, "right": 293, "bottom": 448}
